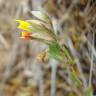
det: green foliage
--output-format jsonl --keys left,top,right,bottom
{"left": 70, "top": 69, "right": 82, "bottom": 87}
{"left": 48, "top": 42, "right": 64, "bottom": 62}
{"left": 85, "top": 87, "right": 93, "bottom": 96}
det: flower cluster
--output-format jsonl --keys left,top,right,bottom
{"left": 16, "top": 11, "right": 56, "bottom": 44}
{"left": 16, "top": 11, "right": 73, "bottom": 64}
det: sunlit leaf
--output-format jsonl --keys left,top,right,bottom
{"left": 27, "top": 20, "right": 49, "bottom": 33}
{"left": 27, "top": 20, "right": 56, "bottom": 40}
{"left": 31, "top": 11, "right": 50, "bottom": 23}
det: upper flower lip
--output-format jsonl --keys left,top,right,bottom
{"left": 16, "top": 20, "right": 32, "bottom": 32}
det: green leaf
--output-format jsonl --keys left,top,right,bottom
{"left": 85, "top": 87, "right": 93, "bottom": 96}
{"left": 70, "top": 69, "right": 82, "bottom": 87}
{"left": 48, "top": 42, "right": 64, "bottom": 62}
{"left": 27, "top": 20, "right": 47, "bottom": 32}
{"left": 31, "top": 11, "right": 50, "bottom": 23}
{"left": 62, "top": 46, "right": 72, "bottom": 60}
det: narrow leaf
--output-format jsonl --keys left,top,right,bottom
{"left": 70, "top": 69, "right": 82, "bottom": 87}
{"left": 31, "top": 11, "right": 50, "bottom": 23}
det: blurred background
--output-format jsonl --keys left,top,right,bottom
{"left": 0, "top": 0, "right": 96, "bottom": 96}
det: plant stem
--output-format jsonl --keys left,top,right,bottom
{"left": 89, "top": 32, "right": 94, "bottom": 87}
{"left": 50, "top": 60, "right": 58, "bottom": 96}
{"left": 39, "top": 65, "right": 44, "bottom": 96}
{"left": 67, "top": 38, "right": 87, "bottom": 88}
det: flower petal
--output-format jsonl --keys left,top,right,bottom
{"left": 16, "top": 20, "right": 31, "bottom": 32}
{"left": 20, "top": 31, "right": 32, "bottom": 40}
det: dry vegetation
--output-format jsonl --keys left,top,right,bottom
{"left": 0, "top": 0, "right": 96, "bottom": 96}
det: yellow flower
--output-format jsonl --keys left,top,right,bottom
{"left": 16, "top": 20, "right": 31, "bottom": 32}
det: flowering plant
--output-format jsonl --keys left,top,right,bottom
{"left": 16, "top": 11, "right": 93, "bottom": 96}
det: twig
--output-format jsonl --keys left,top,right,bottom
{"left": 67, "top": 38, "right": 87, "bottom": 88}
{"left": 38, "top": 64, "right": 45, "bottom": 96}
{"left": 50, "top": 59, "right": 58, "bottom": 96}
{"left": 89, "top": 31, "right": 94, "bottom": 87}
